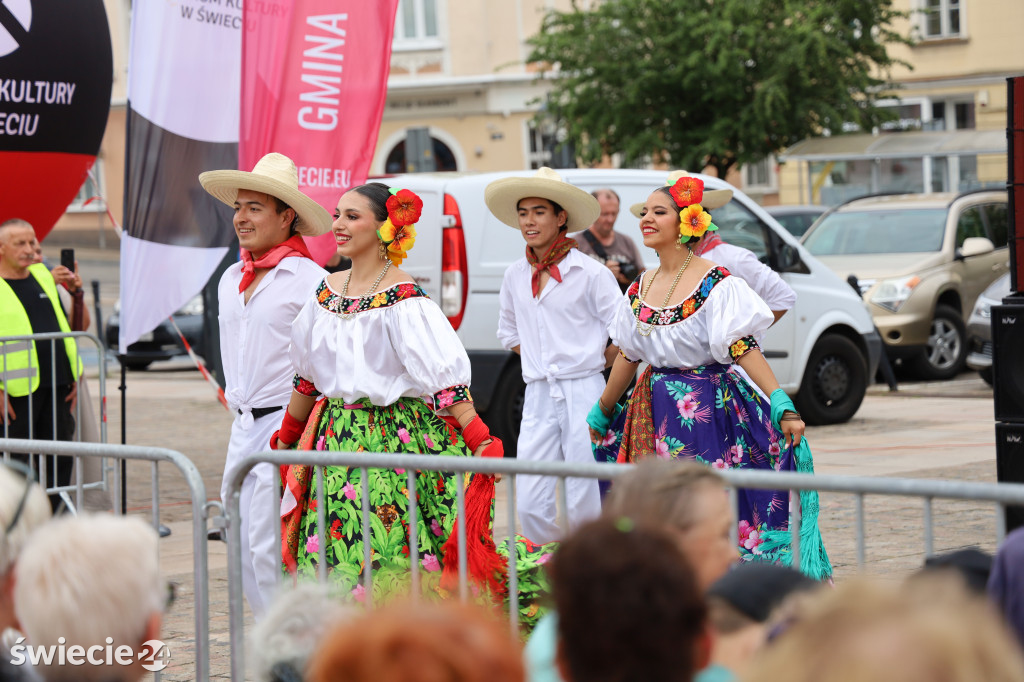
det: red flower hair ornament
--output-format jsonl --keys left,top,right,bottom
{"left": 377, "top": 187, "right": 424, "bottom": 266}
{"left": 669, "top": 176, "right": 704, "bottom": 208}
{"left": 386, "top": 188, "right": 423, "bottom": 226}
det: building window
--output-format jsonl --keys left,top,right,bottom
{"left": 527, "top": 120, "right": 555, "bottom": 169}
{"left": 931, "top": 99, "right": 976, "bottom": 131}
{"left": 922, "top": 0, "right": 962, "bottom": 39}
{"left": 527, "top": 116, "right": 577, "bottom": 169}
{"left": 66, "top": 163, "right": 104, "bottom": 213}
{"left": 385, "top": 136, "right": 457, "bottom": 173}
{"left": 394, "top": 0, "right": 439, "bottom": 44}
{"left": 744, "top": 156, "right": 776, "bottom": 190}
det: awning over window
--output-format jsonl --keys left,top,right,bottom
{"left": 778, "top": 129, "right": 1007, "bottom": 162}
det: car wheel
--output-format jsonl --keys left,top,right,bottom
{"left": 979, "top": 366, "right": 994, "bottom": 386}
{"left": 487, "top": 363, "right": 525, "bottom": 458}
{"left": 793, "top": 334, "right": 868, "bottom": 425}
{"left": 911, "top": 304, "right": 967, "bottom": 381}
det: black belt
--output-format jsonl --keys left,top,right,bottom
{"left": 239, "top": 405, "right": 284, "bottom": 420}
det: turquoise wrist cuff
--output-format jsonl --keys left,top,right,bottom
{"left": 770, "top": 388, "right": 796, "bottom": 431}
{"left": 587, "top": 400, "right": 613, "bottom": 433}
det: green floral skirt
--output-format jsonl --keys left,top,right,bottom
{"left": 281, "top": 397, "right": 553, "bottom": 628}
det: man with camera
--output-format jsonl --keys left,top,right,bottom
{"left": 573, "top": 188, "right": 645, "bottom": 293}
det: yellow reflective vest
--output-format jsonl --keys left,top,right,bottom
{"left": 0, "top": 263, "right": 82, "bottom": 397}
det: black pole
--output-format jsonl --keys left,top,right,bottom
{"left": 90, "top": 280, "right": 102, "bottom": 335}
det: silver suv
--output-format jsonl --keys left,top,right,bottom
{"left": 802, "top": 190, "right": 1009, "bottom": 380}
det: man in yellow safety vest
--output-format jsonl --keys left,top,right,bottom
{"left": 0, "top": 218, "right": 82, "bottom": 511}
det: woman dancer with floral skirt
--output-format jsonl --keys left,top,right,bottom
{"left": 273, "top": 183, "right": 550, "bottom": 621}
{"left": 588, "top": 176, "right": 832, "bottom": 580}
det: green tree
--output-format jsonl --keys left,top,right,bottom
{"left": 527, "top": 0, "right": 911, "bottom": 178}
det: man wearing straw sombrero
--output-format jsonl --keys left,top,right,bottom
{"left": 199, "top": 152, "right": 330, "bottom": 617}
{"left": 487, "top": 167, "right": 622, "bottom": 543}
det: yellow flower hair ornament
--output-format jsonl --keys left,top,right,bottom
{"left": 377, "top": 187, "right": 423, "bottom": 265}
{"left": 678, "top": 204, "right": 717, "bottom": 241}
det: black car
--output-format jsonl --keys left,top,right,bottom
{"left": 104, "top": 295, "right": 205, "bottom": 370}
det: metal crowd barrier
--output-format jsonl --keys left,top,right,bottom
{"left": 0, "top": 438, "right": 211, "bottom": 682}
{"left": 223, "top": 450, "right": 1024, "bottom": 681}
{"left": 1, "top": 331, "right": 109, "bottom": 511}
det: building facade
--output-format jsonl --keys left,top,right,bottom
{"left": 372, "top": 0, "right": 574, "bottom": 175}
{"left": 61, "top": 0, "right": 1022, "bottom": 238}
{"left": 773, "top": 0, "right": 1024, "bottom": 206}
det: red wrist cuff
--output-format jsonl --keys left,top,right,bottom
{"left": 462, "top": 416, "right": 491, "bottom": 452}
{"left": 481, "top": 436, "right": 504, "bottom": 459}
{"left": 276, "top": 411, "right": 305, "bottom": 447}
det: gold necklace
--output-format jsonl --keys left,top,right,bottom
{"left": 340, "top": 260, "right": 392, "bottom": 320}
{"left": 636, "top": 249, "right": 693, "bottom": 337}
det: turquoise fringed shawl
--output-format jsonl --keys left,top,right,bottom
{"left": 758, "top": 389, "right": 833, "bottom": 581}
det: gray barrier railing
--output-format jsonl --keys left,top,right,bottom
{"left": 224, "top": 450, "right": 1024, "bottom": 681}
{"left": 0, "top": 438, "right": 211, "bottom": 682}
{"left": 1, "top": 331, "right": 109, "bottom": 510}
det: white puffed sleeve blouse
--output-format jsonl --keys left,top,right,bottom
{"left": 289, "top": 279, "right": 472, "bottom": 411}
{"left": 610, "top": 266, "right": 774, "bottom": 369}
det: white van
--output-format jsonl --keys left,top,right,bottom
{"left": 384, "top": 169, "right": 882, "bottom": 452}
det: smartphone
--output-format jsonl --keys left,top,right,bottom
{"left": 60, "top": 248, "right": 75, "bottom": 271}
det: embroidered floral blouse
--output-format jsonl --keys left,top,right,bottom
{"left": 289, "top": 279, "right": 472, "bottom": 411}
{"left": 610, "top": 266, "right": 774, "bottom": 369}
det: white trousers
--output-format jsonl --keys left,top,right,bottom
{"left": 221, "top": 412, "right": 281, "bottom": 620}
{"left": 515, "top": 374, "right": 603, "bottom": 544}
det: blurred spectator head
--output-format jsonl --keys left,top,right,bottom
{"left": 13, "top": 513, "right": 164, "bottom": 682}
{"left": 250, "top": 583, "right": 354, "bottom": 682}
{"left": 589, "top": 188, "right": 620, "bottom": 238}
{"left": 747, "top": 575, "right": 1024, "bottom": 682}
{"left": 550, "top": 517, "right": 708, "bottom": 682}
{"left": 987, "top": 526, "right": 1024, "bottom": 649}
{"left": 604, "top": 459, "right": 735, "bottom": 589}
{"left": 0, "top": 460, "right": 51, "bottom": 632}
{"left": 921, "top": 547, "right": 992, "bottom": 595}
{"left": 704, "top": 562, "right": 820, "bottom": 678}
{"left": 307, "top": 601, "right": 523, "bottom": 682}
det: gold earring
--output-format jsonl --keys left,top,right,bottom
{"left": 378, "top": 240, "right": 387, "bottom": 260}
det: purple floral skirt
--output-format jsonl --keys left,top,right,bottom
{"left": 594, "top": 363, "right": 797, "bottom": 561}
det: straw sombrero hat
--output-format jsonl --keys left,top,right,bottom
{"left": 629, "top": 170, "right": 734, "bottom": 218}
{"left": 199, "top": 152, "right": 332, "bottom": 236}
{"left": 485, "top": 167, "right": 599, "bottom": 232}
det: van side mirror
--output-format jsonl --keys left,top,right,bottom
{"left": 957, "top": 236, "right": 995, "bottom": 260}
{"left": 778, "top": 244, "right": 800, "bottom": 270}
{"left": 765, "top": 227, "right": 803, "bottom": 273}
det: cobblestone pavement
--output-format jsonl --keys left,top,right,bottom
{"left": 87, "top": 367, "right": 1001, "bottom": 680}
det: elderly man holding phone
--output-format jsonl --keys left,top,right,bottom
{"left": 0, "top": 218, "right": 83, "bottom": 511}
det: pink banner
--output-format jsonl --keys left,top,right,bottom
{"left": 241, "top": 2, "right": 399, "bottom": 263}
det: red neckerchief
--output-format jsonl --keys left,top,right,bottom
{"left": 695, "top": 232, "right": 724, "bottom": 256}
{"left": 525, "top": 233, "right": 577, "bottom": 298}
{"left": 238, "top": 234, "right": 313, "bottom": 293}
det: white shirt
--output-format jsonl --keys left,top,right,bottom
{"left": 701, "top": 243, "right": 796, "bottom": 312}
{"left": 218, "top": 256, "right": 327, "bottom": 427}
{"left": 497, "top": 249, "right": 622, "bottom": 384}
{"left": 290, "top": 280, "right": 471, "bottom": 408}
{"left": 611, "top": 267, "right": 774, "bottom": 369}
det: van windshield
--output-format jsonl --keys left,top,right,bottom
{"left": 804, "top": 209, "right": 947, "bottom": 255}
